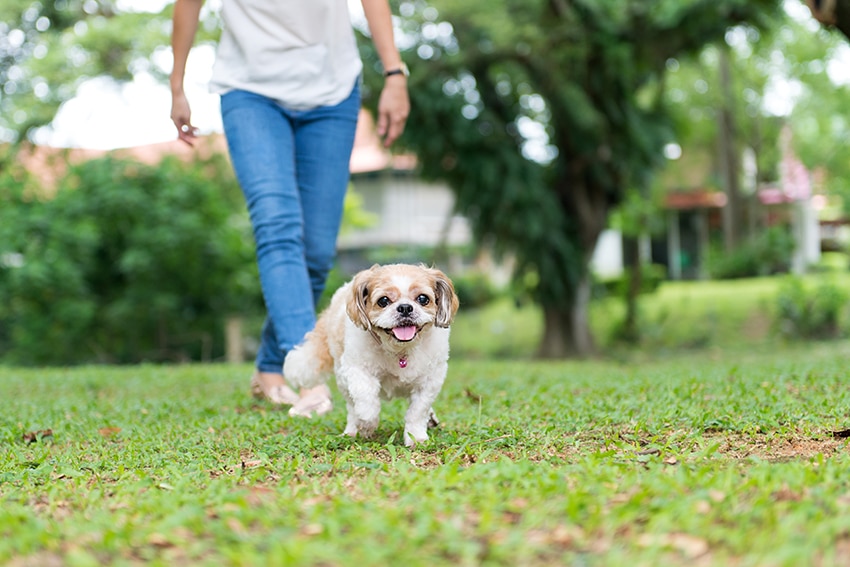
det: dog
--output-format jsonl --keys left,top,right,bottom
{"left": 283, "top": 263, "right": 459, "bottom": 446}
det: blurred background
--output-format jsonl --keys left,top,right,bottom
{"left": 1, "top": 0, "right": 849, "bottom": 365}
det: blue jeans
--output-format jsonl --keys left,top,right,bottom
{"left": 220, "top": 81, "right": 360, "bottom": 373}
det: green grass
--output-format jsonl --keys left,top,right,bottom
{"left": 4, "top": 342, "right": 850, "bottom": 566}
{"left": 451, "top": 274, "right": 850, "bottom": 358}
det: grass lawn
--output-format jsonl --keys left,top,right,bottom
{"left": 3, "top": 341, "right": 850, "bottom": 566}
{"left": 451, "top": 273, "right": 850, "bottom": 359}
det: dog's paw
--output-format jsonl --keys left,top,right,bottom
{"left": 356, "top": 423, "right": 378, "bottom": 439}
{"left": 404, "top": 428, "right": 429, "bottom": 448}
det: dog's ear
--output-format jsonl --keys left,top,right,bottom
{"left": 346, "top": 268, "right": 374, "bottom": 331}
{"left": 430, "top": 268, "right": 459, "bottom": 328}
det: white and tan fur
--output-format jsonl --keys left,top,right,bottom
{"left": 283, "top": 264, "right": 459, "bottom": 447}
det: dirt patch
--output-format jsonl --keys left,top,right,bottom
{"left": 707, "top": 431, "right": 847, "bottom": 461}
{"left": 568, "top": 428, "right": 849, "bottom": 465}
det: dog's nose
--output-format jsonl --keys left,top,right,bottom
{"left": 397, "top": 303, "right": 413, "bottom": 316}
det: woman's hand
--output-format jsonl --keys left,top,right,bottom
{"left": 170, "top": 90, "right": 198, "bottom": 146}
{"left": 376, "top": 75, "right": 409, "bottom": 147}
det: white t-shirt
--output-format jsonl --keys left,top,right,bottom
{"left": 209, "top": 0, "right": 363, "bottom": 110}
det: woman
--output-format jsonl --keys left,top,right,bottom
{"left": 170, "top": 0, "right": 410, "bottom": 415}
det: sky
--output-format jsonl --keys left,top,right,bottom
{"left": 41, "top": 0, "right": 223, "bottom": 149}
{"left": 39, "top": 0, "right": 850, "bottom": 150}
{"left": 42, "top": 44, "right": 221, "bottom": 149}
{"left": 39, "top": 0, "right": 368, "bottom": 150}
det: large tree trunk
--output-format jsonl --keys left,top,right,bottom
{"left": 537, "top": 270, "right": 595, "bottom": 358}
{"left": 718, "top": 44, "right": 744, "bottom": 251}
{"left": 545, "top": 170, "right": 608, "bottom": 358}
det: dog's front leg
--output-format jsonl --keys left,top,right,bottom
{"left": 337, "top": 368, "right": 382, "bottom": 439}
{"left": 404, "top": 386, "right": 442, "bottom": 447}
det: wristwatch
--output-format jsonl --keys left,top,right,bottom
{"left": 384, "top": 63, "right": 409, "bottom": 78}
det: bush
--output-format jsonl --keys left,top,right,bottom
{"left": 594, "top": 263, "right": 666, "bottom": 299}
{"left": 775, "top": 276, "right": 848, "bottom": 340}
{"left": 451, "top": 270, "right": 500, "bottom": 309}
{"left": 316, "top": 265, "right": 349, "bottom": 312}
{"left": 708, "top": 226, "right": 794, "bottom": 279}
{"left": 810, "top": 252, "right": 849, "bottom": 273}
{"left": 0, "top": 154, "right": 261, "bottom": 365}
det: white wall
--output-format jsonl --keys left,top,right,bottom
{"left": 591, "top": 229, "right": 624, "bottom": 278}
{"left": 339, "top": 175, "right": 471, "bottom": 250}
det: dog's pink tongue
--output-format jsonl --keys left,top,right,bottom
{"left": 392, "top": 326, "right": 417, "bottom": 341}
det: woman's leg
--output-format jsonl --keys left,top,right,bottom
{"left": 285, "top": 81, "right": 360, "bottom": 417}
{"left": 220, "top": 83, "right": 359, "bottom": 412}
{"left": 294, "top": 81, "right": 361, "bottom": 308}
{"left": 220, "top": 89, "right": 316, "bottom": 375}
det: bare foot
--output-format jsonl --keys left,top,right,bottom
{"left": 289, "top": 385, "right": 333, "bottom": 418}
{"left": 250, "top": 372, "right": 300, "bottom": 405}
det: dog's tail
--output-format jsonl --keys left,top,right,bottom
{"left": 283, "top": 317, "right": 334, "bottom": 390}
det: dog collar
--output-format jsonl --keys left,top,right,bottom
{"left": 399, "top": 356, "right": 408, "bottom": 369}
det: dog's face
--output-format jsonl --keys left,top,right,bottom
{"left": 346, "top": 264, "right": 459, "bottom": 343}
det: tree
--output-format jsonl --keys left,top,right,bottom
{"left": 664, "top": 7, "right": 850, "bottom": 234}
{"left": 360, "top": 0, "right": 780, "bottom": 357}
{"left": 791, "top": 75, "right": 850, "bottom": 222}
{"left": 0, "top": 1, "right": 215, "bottom": 145}
{"left": 661, "top": 18, "right": 801, "bottom": 258}
{"left": 0, "top": 153, "right": 260, "bottom": 364}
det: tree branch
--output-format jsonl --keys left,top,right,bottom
{"left": 805, "top": 0, "right": 850, "bottom": 41}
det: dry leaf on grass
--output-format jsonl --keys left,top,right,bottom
{"left": 22, "top": 429, "right": 53, "bottom": 443}
{"left": 147, "top": 533, "right": 173, "bottom": 548}
{"left": 638, "top": 532, "right": 710, "bottom": 559}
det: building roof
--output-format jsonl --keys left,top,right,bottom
{"left": 663, "top": 189, "right": 727, "bottom": 210}
{"left": 15, "top": 109, "right": 415, "bottom": 191}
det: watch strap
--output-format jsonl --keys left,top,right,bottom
{"left": 384, "top": 63, "right": 409, "bottom": 78}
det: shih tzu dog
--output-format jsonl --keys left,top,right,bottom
{"left": 284, "top": 263, "right": 459, "bottom": 447}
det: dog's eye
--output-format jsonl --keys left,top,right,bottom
{"left": 377, "top": 296, "right": 390, "bottom": 308}
{"left": 417, "top": 294, "right": 430, "bottom": 306}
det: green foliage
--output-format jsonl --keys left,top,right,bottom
{"left": 663, "top": 11, "right": 850, "bottom": 200}
{"left": 339, "top": 185, "right": 378, "bottom": 234}
{"left": 450, "top": 270, "right": 499, "bottom": 309}
{"left": 0, "top": 154, "right": 260, "bottom": 364}
{"left": 664, "top": 40, "right": 783, "bottom": 186}
{"left": 595, "top": 263, "right": 667, "bottom": 299}
{"left": 812, "top": 251, "right": 850, "bottom": 273}
{"left": 316, "top": 266, "right": 349, "bottom": 313}
{"left": 360, "top": 0, "right": 780, "bottom": 356}
{"left": 613, "top": 188, "right": 667, "bottom": 238}
{"left": 0, "top": 1, "right": 220, "bottom": 143}
{"left": 453, "top": 275, "right": 850, "bottom": 359}
{"left": 775, "top": 276, "right": 848, "bottom": 340}
{"left": 784, "top": 17, "right": 850, "bottom": 199}
{"left": 3, "top": 348, "right": 850, "bottom": 564}
{"left": 707, "top": 225, "right": 794, "bottom": 279}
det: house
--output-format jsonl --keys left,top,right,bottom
{"left": 634, "top": 127, "right": 825, "bottom": 281}
{"left": 339, "top": 111, "right": 472, "bottom": 274}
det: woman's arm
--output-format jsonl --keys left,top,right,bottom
{"left": 170, "top": 0, "right": 205, "bottom": 146}
{"left": 361, "top": 0, "right": 410, "bottom": 147}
